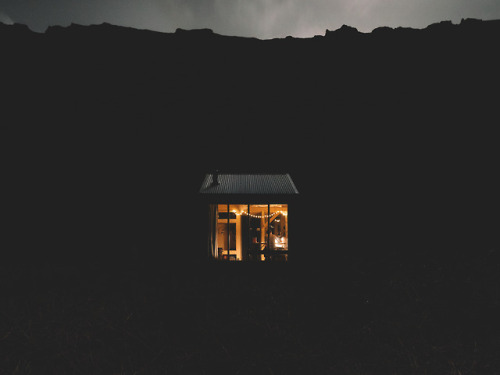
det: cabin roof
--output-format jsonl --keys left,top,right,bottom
{"left": 199, "top": 173, "right": 299, "bottom": 196}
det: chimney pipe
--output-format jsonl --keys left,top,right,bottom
{"left": 212, "top": 170, "right": 220, "bottom": 185}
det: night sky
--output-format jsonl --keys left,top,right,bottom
{"left": 1, "top": 0, "right": 500, "bottom": 39}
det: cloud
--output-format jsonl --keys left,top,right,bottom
{"left": 0, "top": 11, "right": 14, "bottom": 25}
{"left": 2, "top": 0, "right": 500, "bottom": 38}
{"left": 146, "top": 0, "right": 346, "bottom": 38}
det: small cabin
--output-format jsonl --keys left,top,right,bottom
{"left": 199, "top": 172, "right": 299, "bottom": 261}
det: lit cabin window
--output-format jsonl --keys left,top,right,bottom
{"left": 211, "top": 203, "right": 288, "bottom": 261}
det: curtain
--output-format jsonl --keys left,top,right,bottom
{"left": 208, "top": 204, "right": 218, "bottom": 259}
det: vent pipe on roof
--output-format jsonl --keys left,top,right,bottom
{"left": 212, "top": 170, "right": 220, "bottom": 185}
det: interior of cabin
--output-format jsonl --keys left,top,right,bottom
{"left": 213, "top": 204, "right": 288, "bottom": 261}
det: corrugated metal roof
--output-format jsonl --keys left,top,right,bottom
{"left": 199, "top": 173, "right": 299, "bottom": 195}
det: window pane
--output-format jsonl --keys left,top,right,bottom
{"left": 218, "top": 211, "right": 236, "bottom": 220}
{"left": 216, "top": 204, "right": 228, "bottom": 260}
{"left": 229, "top": 204, "right": 245, "bottom": 261}
{"left": 249, "top": 204, "right": 268, "bottom": 261}
{"left": 269, "top": 204, "right": 288, "bottom": 261}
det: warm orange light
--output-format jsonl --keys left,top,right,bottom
{"left": 232, "top": 210, "right": 286, "bottom": 218}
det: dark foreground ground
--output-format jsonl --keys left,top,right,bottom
{"left": 2, "top": 248, "right": 500, "bottom": 375}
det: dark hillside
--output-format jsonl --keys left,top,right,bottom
{"left": 2, "top": 18, "right": 500, "bottom": 374}
{"left": 3, "top": 18, "right": 499, "bottom": 264}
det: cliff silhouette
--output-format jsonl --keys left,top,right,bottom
{"left": 2, "top": 18, "right": 499, "bottom": 264}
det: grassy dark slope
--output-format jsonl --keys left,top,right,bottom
{"left": 2, "top": 19, "right": 500, "bottom": 374}
{"left": 2, "top": 253, "right": 500, "bottom": 374}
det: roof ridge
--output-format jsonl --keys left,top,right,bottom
{"left": 210, "top": 172, "right": 289, "bottom": 175}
